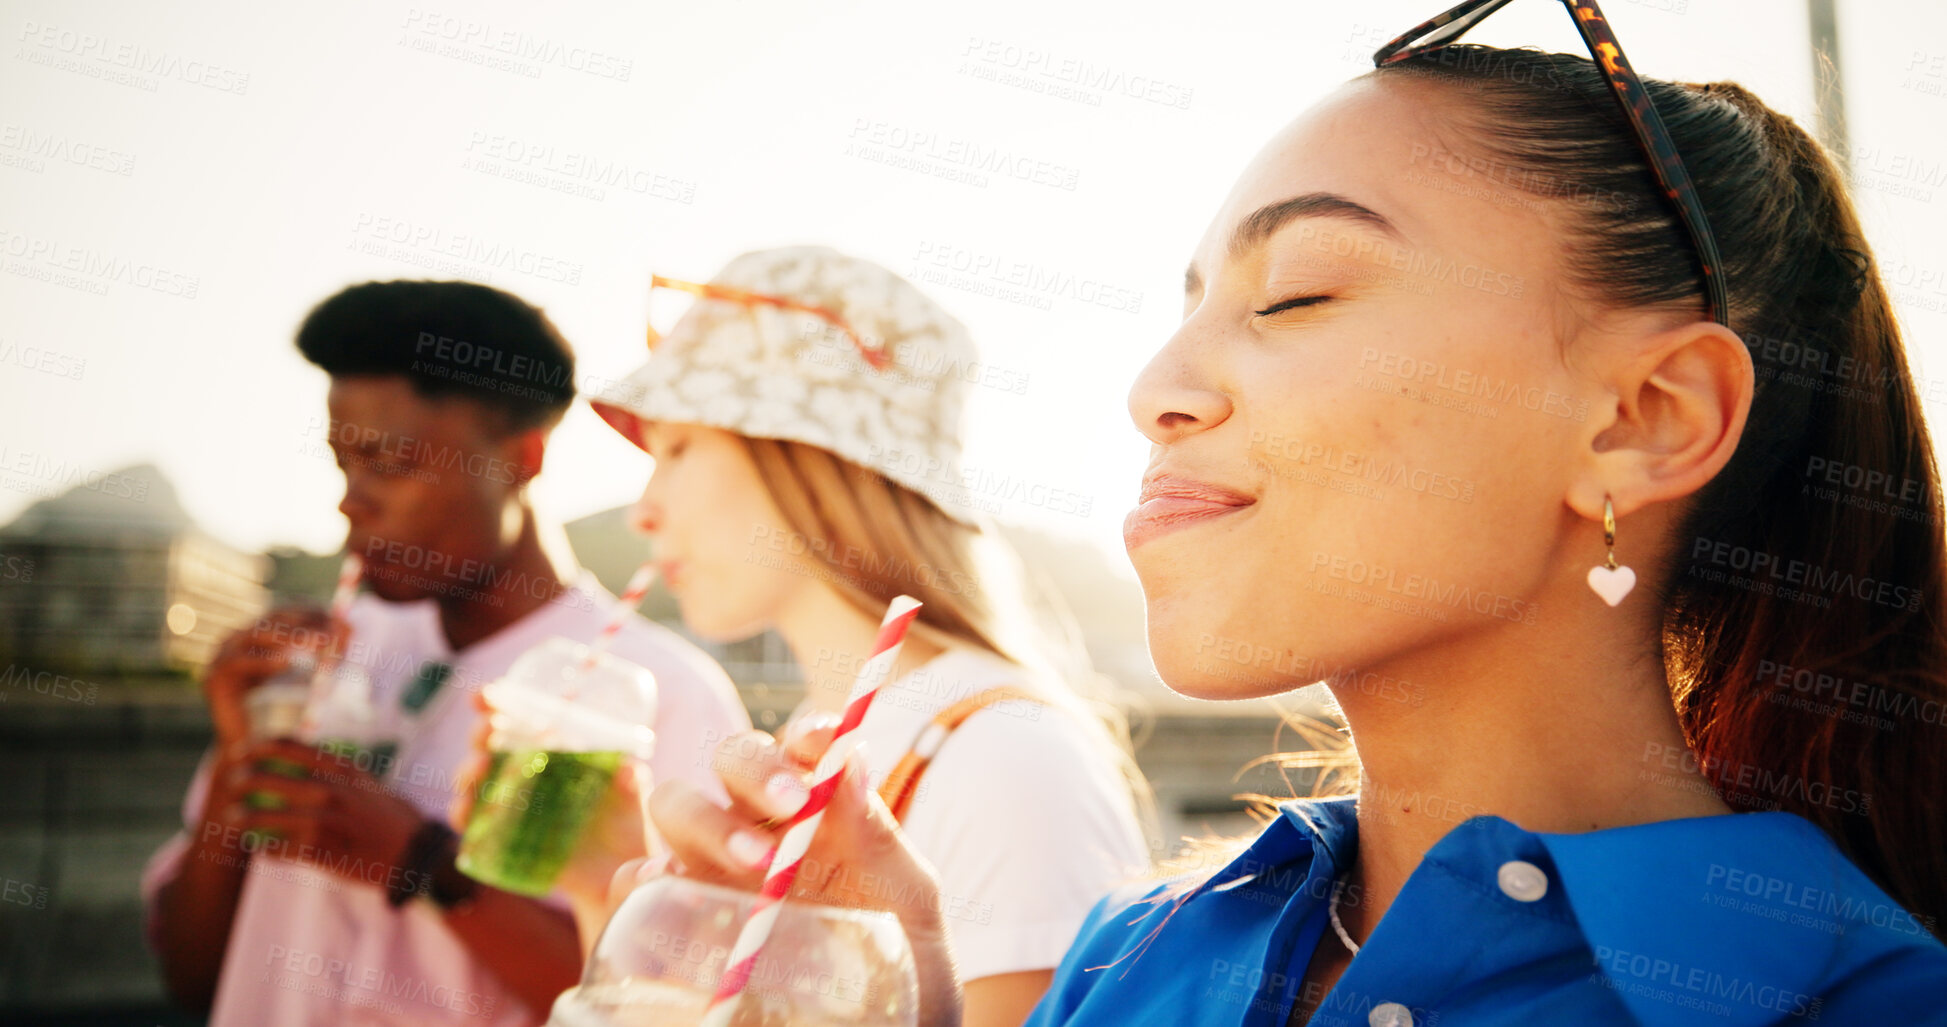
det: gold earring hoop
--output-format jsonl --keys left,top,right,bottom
{"left": 1603, "top": 496, "right": 1618, "bottom": 570}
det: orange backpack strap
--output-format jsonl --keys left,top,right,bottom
{"left": 877, "top": 686, "right": 1042, "bottom": 823}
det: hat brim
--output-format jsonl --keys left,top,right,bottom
{"left": 590, "top": 393, "right": 989, "bottom": 529}
{"left": 589, "top": 399, "right": 650, "bottom": 453}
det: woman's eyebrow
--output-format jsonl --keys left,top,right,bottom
{"left": 1186, "top": 191, "right": 1405, "bottom": 296}
{"left": 1231, "top": 192, "right": 1404, "bottom": 258}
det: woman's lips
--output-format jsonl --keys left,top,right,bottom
{"left": 1123, "top": 476, "right": 1255, "bottom": 550}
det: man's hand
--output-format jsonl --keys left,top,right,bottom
{"left": 221, "top": 739, "right": 588, "bottom": 1012}
{"left": 223, "top": 739, "right": 426, "bottom": 884}
{"left": 203, "top": 608, "right": 348, "bottom": 755}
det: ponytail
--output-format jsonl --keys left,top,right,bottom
{"left": 1668, "top": 85, "right": 1947, "bottom": 936}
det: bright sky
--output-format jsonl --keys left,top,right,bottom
{"left": 4, "top": 0, "right": 1944, "bottom": 564}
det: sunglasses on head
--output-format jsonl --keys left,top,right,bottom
{"left": 645, "top": 274, "right": 889, "bottom": 370}
{"left": 1374, "top": 0, "right": 1728, "bottom": 324}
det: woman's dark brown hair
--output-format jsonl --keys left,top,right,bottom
{"left": 1371, "top": 45, "right": 1947, "bottom": 937}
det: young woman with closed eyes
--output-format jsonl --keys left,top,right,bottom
{"left": 650, "top": 9, "right": 1947, "bottom": 1025}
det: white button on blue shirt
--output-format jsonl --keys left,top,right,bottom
{"left": 1025, "top": 796, "right": 1947, "bottom": 1026}
{"left": 1367, "top": 1001, "right": 1412, "bottom": 1027}
{"left": 1496, "top": 859, "right": 1547, "bottom": 902}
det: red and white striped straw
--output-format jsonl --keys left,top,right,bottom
{"left": 702, "top": 594, "right": 923, "bottom": 1026}
{"left": 582, "top": 561, "right": 658, "bottom": 670}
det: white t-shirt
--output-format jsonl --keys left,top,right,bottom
{"left": 841, "top": 648, "right": 1150, "bottom": 982}
{"left": 140, "top": 573, "right": 750, "bottom": 1026}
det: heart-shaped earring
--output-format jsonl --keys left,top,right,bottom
{"left": 1586, "top": 494, "right": 1635, "bottom": 606}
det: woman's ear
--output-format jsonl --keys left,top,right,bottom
{"left": 1568, "top": 319, "right": 1754, "bottom": 521}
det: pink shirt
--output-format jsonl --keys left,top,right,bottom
{"left": 141, "top": 574, "right": 749, "bottom": 1025}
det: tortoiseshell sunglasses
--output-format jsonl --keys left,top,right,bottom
{"left": 646, "top": 274, "right": 890, "bottom": 370}
{"left": 1374, "top": 0, "right": 1729, "bottom": 324}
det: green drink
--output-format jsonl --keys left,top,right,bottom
{"left": 457, "top": 748, "right": 625, "bottom": 896}
{"left": 455, "top": 636, "right": 658, "bottom": 897}
{"left": 240, "top": 672, "right": 318, "bottom": 839}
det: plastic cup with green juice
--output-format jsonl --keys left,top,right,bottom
{"left": 457, "top": 636, "right": 658, "bottom": 897}
{"left": 237, "top": 651, "right": 323, "bottom": 847}
{"left": 307, "top": 659, "right": 387, "bottom": 778}
{"left": 239, "top": 652, "right": 381, "bottom": 837}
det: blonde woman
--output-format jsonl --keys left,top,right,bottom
{"left": 571, "top": 246, "right": 1150, "bottom": 1027}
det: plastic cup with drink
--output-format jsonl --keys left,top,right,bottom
{"left": 236, "top": 649, "right": 377, "bottom": 854}
{"left": 545, "top": 594, "right": 926, "bottom": 1027}
{"left": 237, "top": 555, "right": 368, "bottom": 833}
{"left": 456, "top": 636, "right": 659, "bottom": 897}
{"left": 545, "top": 876, "right": 919, "bottom": 1027}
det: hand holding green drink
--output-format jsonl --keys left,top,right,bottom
{"left": 236, "top": 555, "right": 366, "bottom": 830}
{"left": 455, "top": 637, "right": 658, "bottom": 894}
{"left": 457, "top": 565, "right": 661, "bottom": 896}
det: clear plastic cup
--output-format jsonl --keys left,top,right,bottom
{"left": 308, "top": 660, "right": 387, "bottom": 777}
{"left": 456, "top": 636, "right": 657, "bottom": 897}
{"left": 239, "top": 653, "right": 337, "bottom": 834}
{"left": 243, "top": 649, "right": 319, "bottom": 744}
{"left": 546, "top": 876, "right": 918, "bottom": 1027}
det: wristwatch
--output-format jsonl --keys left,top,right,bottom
{"left": 388, "top": 820, "right": 480, "bottom": 912}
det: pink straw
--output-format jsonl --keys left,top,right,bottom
{"left": 702, "top": 594, "right": 924, "bottom": 1026}
{"left": 582, "top": 561, "right": 658, "bottom": 671}
{"left": 300, "top": 553, "right": 363, "bottom": 737}
{"left": 329, "top": 553, "right": 363, "bottom": 619}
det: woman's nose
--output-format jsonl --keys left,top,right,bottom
{"left": 629, "top": 479, "right": 661, "bottom": 535}
{"left": 1127, "top": 326, "right": 1233, "bottom": 446}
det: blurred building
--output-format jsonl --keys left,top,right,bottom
{"left": 0, "top": 464, "right": 269, "bottom": 1015}
{"left": 0, "top": 463, "right": 268, "bottom": 675}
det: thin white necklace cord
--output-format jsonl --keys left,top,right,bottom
{"left": 1329, "top": 876, "right": 1361, "bottom": 955}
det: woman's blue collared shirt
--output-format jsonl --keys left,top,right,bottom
{"left": 1025, "top": 797, "right": 1947, "bottom": 1026}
